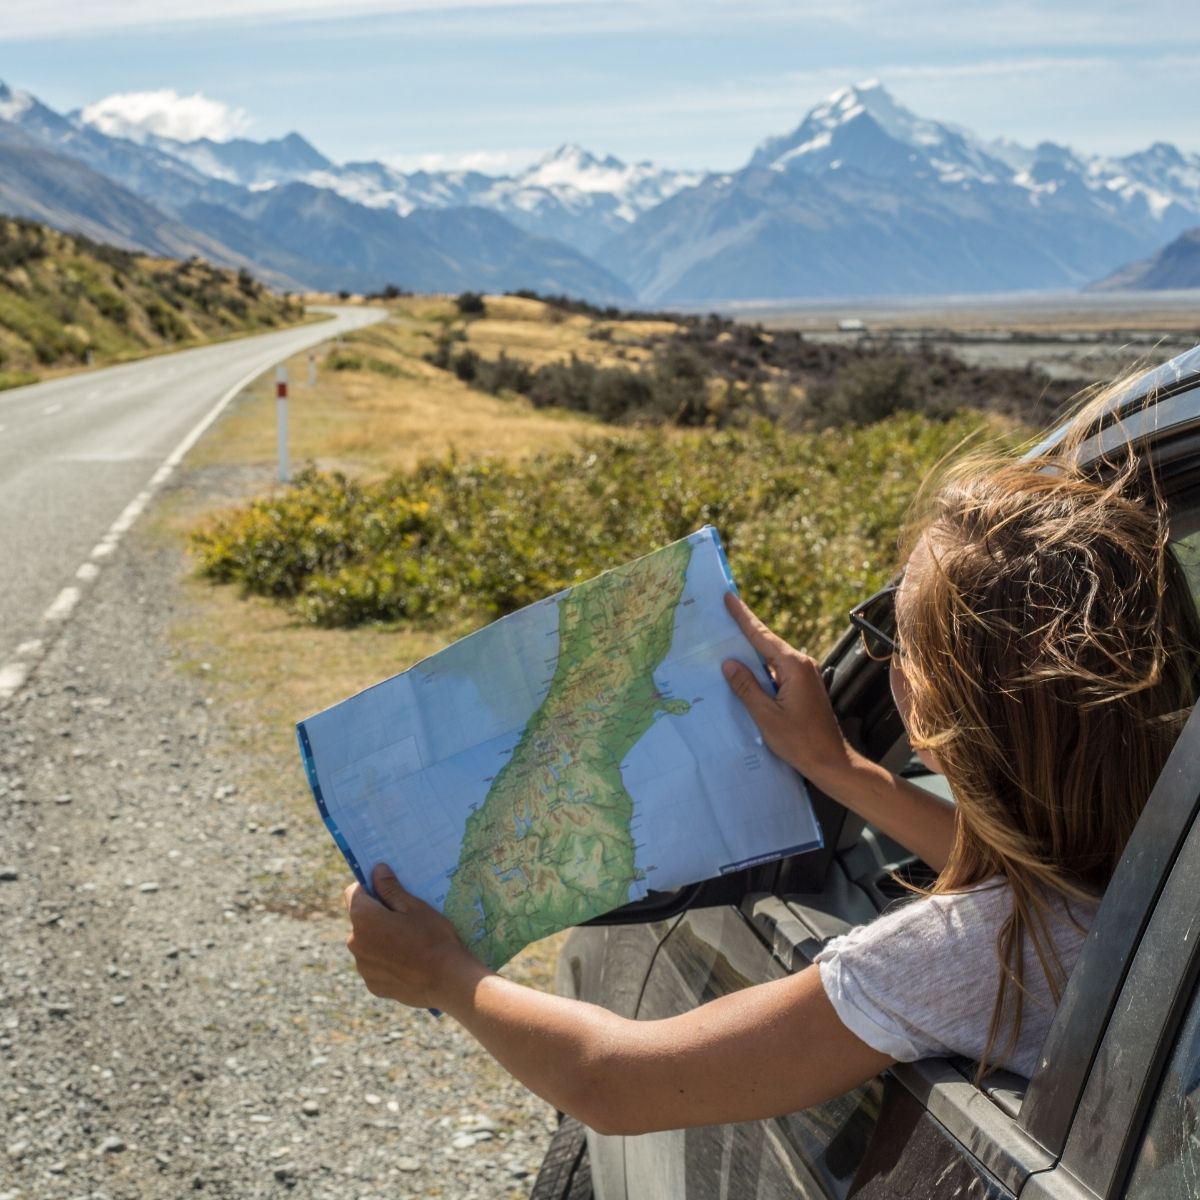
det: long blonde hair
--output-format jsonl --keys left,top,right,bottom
{"left": 898, "top": 383, "right": 1200, "bottom": 1078}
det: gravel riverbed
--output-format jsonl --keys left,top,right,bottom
{"left": 0, "top": 470, "right": 558, "bottom": 1200}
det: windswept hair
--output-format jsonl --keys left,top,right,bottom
{"left": 897, "top": 374, "right": 1200, "bottom": 1080}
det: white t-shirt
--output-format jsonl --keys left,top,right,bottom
{"left": 815, "top": 878, "right": 1096, "bottom": 1080}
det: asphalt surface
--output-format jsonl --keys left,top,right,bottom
{"left": 0, "top": 306, "right": 385, "bottom": 681}
{"left": 0, "top": 463, "right": 556, "bottom": 1199}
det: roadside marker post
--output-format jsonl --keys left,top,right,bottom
{"left": 276, "top": 365, "right": 289, "bottom": 483}
{"left": 308, "top": 352, "right": 317, "bottom": 387}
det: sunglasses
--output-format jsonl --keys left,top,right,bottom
{"left": 849, "top": 582, "right": 901, "bottom": 661}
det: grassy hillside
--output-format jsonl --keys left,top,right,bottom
{"left": 189, "top": 294, "right": 1033, "bottom": 652}
{"left": 0, "top": 216, "right": 307, "bottom": 390}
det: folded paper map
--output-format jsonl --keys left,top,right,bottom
{"left": 298, "top": 526, "right": 821, "bottom": 970}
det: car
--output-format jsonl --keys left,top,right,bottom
{"left": 532, "top": 344, "right": 1200, "bottom": 1200}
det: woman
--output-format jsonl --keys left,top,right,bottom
{"left": 343, "top": 419, "right": 1200, "bottom": 1136}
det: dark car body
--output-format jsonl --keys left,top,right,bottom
{"left": 545, "top": 345, "right": 1200, "bottom": 1200}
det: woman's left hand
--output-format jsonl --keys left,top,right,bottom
{"left": 344, "top": 864, "right": 480, "bottom": 1009}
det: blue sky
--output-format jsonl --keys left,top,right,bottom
{"left": 3, "top": 1, "right": 1199, "bottom": 172}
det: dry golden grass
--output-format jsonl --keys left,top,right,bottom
{"left": 458, "top": 299, "right": 680, "bottom": 370}
{"left": 464, "top": 316, "right": 590, "bottom": 363}
{"left": 186, "top": 323, "right": 603, "bottom": 478}
{"left": 388, "top": 294, "right": 461, "bottom": 323}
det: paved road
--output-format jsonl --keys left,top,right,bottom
{"left": 0, "top": 305, "right": 386, "bottom": 684}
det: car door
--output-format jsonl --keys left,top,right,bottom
{"left": 1019, "top": 728, "right": 1200, "bottom": 1200}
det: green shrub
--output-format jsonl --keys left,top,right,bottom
{"left": 0, "top": 369, "right": 38, "bottom": 391}
{"left": 456, "top": 291, "right": 487, "bottom": 316}
{"left": 89, "top": 287, "right": 131, "bottom": 325}
{"left": 192, "top": 413, "right": 1002, "bottom": 652}
{"left": 144, "top": 299, "right": 190, "bottom": 341}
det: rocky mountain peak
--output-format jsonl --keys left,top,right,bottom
{"left": 747, "top": 79, "right": 961, "bottom": 174}
{"left": 0, "top": 81, "right": 35, "bottom": 123}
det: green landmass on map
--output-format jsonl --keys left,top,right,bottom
{"left": 442, "top": 537, "right": 695, "bottom": 969}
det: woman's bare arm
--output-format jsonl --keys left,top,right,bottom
{"left": 807, "top": 751, "right": 956, "bottom": 873}
{"left": 345, "top": 867, "right": 894, "bottom": 1135}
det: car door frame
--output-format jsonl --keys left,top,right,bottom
{"left": 1020, "top": 772, "right": 1200, "bottom": 1199}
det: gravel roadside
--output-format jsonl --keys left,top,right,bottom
{"left": 0, "top": 466, "right": 558, "bottom": 1200}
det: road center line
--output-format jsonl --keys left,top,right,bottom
{"left": 43, "top": 586, "right": 81, "bottom": 622}
{"left": 0, "top": 662, "right": 29, "bottom": 697}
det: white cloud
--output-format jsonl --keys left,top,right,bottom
{"left": 0, "top": 0, "right": 614, "bottom": 40}
{"left": 78, "top": 89, "right": 252, "bottom": 143}
{"left": 382, "top": 148, "right": 540, "bottom": 174}
{"left": 0, "top": 0, "right": 1192, "bottom": 45}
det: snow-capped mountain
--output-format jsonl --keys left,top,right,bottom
{"left": 0, "top": 82, "right": 35, "bottom": 124}
{"left": 141, "top": 131, "right": 334, "bottom": 189}
{"left": 748, "top": 80, "right": 1012, "bottom": 186}
{"left": 489, "top": 145, "right": 707, "bottom": 252}
{"left": 2, "top": 81, "right": 242, "bottom": 213}
{"left": 5, "top": 76, "right": 1200, "bottom": 303}
{"left": 110, "top": 133, "right": 709, "bottom": 256}
{"left": 746, "top": 80, "right": 1200, "bottom": 219}
{"left": 511, "top": 144, "right": 705, "bottom": 219}
{"left": 604, "top": 80, "right": 1200, "bottom": 301}
{"left": 0, "top": 79, "right": 634, "bottom": 300}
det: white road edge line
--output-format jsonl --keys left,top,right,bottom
{"left": 43, "top": 586, "right": 81, "bottom": 622}
{"left": 0, "top": 325, "right": 364, "bottom": 706}
{"left": 0, "top": 662, "right": 29, "bottom": 698}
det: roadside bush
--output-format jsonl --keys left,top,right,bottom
{"left": 456, "top": 291, "right": 487, "bottom": 316}
{"left": 192, "top": 412, "right": 1002, "bottom": 651}
{"left": 366, "top": 283, "right": 410, "bottom": 300}
{"left": 473, "top": 351, "right": 534, "bottom": 395}
{"left": 425, "top": 316, "right": 1045, "bottom": 431}
{"left": 0, "top": 369, "right": 38, "bottom": 391}
{"left": 0, "top": 219, "right": 52, "bottom": 271}
{"left": 807, "top": 357, "right": 924, "bottom": 426}
{"left": 89, "top": 286, "right": 131, "bottom": 326}
{"left": 327, "top": 350, "right": 365, "bottom": 371}
{"left": 144, "top": 299, "right": 191, "bottom": 341}
{"left": 452, "top": 347, "right": 480, "bottom": 382}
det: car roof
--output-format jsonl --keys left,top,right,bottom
{"left": 1030, "top": 342, "right": 1200, "bottom": 464}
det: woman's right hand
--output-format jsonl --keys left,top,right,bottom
{"left": 721, "top": 592, "right": 855, "bottom": 788}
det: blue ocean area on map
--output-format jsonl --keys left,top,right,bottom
{"left": 622, "top": 535, "right": 817, "bottom": 900}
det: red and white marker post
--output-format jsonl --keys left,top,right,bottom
{"left": 276, "top": 365, "right": 289, "bottom": 483}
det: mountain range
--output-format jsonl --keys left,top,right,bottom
{"left": 2, "top": 78, "right": 1198, "bottom": 303}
